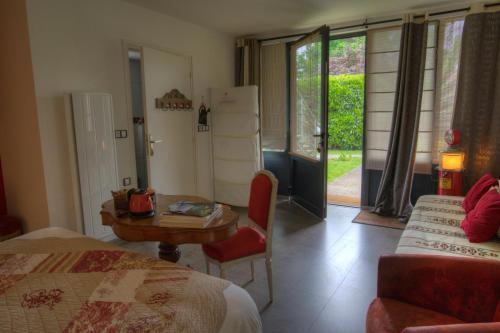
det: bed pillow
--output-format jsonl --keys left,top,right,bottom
{"left": 461, "top": 173, "right": 497, "bottom": 213}
{"left": 461, "top": 187, "right": 500, "bottom": 243}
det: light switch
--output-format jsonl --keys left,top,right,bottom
{"left": 122, "top": 177, "right": 131, "bottom": 186}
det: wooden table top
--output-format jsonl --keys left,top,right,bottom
{"left": 100, "top": 194, "right": 238, "bottom": 245}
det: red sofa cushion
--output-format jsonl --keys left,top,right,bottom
{"left": 248, "top": 174, "right": 273, "bottom": 230}
{"left": 462, "top": 173, "right": 497, "bottom": 213}
{"left": 366, "top": 298, "right": 464, "bottom": 333}
{"left": 461, "top": 188, "right": 500, "bottom": 242}
{"left": 202, "top": 227, "right": 266, "bottom": 262}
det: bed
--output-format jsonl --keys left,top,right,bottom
{"left": 396, "top": 195, "right": 500, "bottom": 260}
{"left": 0, "top": 227, "right": 262, "bottom": 332}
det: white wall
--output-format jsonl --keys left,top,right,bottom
{"left": 26, "top": 0, "right": 234, "bottom": 231}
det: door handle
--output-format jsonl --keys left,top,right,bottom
{"left": 313, "top": 133, "right": 325, "bottom": 153}
{"left": 148, "top": 134, "right": 162, "bottom": 156}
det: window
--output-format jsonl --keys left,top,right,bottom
{"left": 365, "top": 26, "right": 402, "bottom": 171}
{"left": 290, "top": 33, "right": 323, "bottom": 161}
{"left": 261, "top": 43, "right": 287, "bottom": 151}
{"left": 365, "top": 23, "right": 437, "bottom": 174}
{"left": 432, "top": 18, "right": 464, "bottom": 163}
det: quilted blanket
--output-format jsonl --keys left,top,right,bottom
{"left": 396, "top": 195, "right": 500, "bottom": 260}
{"left": 0, "top": 236, "right": 229, "bottom": 332}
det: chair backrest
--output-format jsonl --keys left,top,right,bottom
{"left": 247, "top": 170, "right": 278, "bottom": 253}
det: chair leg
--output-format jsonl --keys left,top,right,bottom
{"left": 265, "top": 258, "right": 273, "bottom": 302}
{"left": 250, "top": 260, "right": 255, "bottom": 281}
{"left": 219, "top": 265, "right": 226, "bottom": 279}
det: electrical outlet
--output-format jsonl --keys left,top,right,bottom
{"left": 122, "top": 177, "right": 131, "bottom": 186}
{"left": 115, "top": 130, "right": 128, "bottom": 139}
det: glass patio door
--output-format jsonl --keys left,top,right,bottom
{"left": 289, "top": 26, "right": 329, "bottom": 218}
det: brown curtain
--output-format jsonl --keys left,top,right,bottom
{"left": 452, "top": 11, "right": 500, "bottom": 189}
{"left": 235, "top": 39, "right": 260, "bottom": 86}
{"left": 373, "top": 21, "right": 428, "bottom": 219}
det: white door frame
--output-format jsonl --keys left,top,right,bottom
{"left": 121, "top": 40, "right": 198, "bottom": 193}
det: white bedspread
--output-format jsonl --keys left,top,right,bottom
{"left": 396, "top": 195, "right": 500, "bottom": 260}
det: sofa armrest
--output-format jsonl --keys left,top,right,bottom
{"left": 403, "top": 322, "right": 500, "bottom": 333}
{"left": 377, "top": 254, "right": 500, "bottom": 323}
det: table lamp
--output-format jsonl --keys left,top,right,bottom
{"left": 437, "top": 129, "right": 465, "bottom": 196}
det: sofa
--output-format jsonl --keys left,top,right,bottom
{"left": 366, "top": 195, "right": 500, "bottom": 332}
{"left": 366, "top": 254, "right": 500, "bottom": 333}
{"left": 396, "top": 195, "right": 500, "bottom": 260}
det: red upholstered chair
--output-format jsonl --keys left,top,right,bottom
{"left": 0, "top": 159, "right": 22, "bottom": 241}
{"left": 366, "top": 254, "right": 500, "bottom": 333}
{"left": 203, "top": 170, "right": 278, "bottom": 301}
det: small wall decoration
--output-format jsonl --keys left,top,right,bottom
{"left": 155, "top": 89, "right": 193, "bottom": 111}
{"left": 197, "top": 102, "right": 210, "bottom": 132}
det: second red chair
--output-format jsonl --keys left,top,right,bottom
{"left": 203, "top": 170, "right": 278, "bottom": 301}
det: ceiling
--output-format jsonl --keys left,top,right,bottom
{"left": 124, "top": 0, "right": 474, "bottom": 36}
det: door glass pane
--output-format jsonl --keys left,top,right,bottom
{"left": 291, "top": 33, "right": 322, "bottom": 161}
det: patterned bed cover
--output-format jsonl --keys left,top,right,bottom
{"left": 396, "top": 195, "right": 500, "bottom": 260}
{"left": 0, "top": 228, "right": 261, "bottom": 333}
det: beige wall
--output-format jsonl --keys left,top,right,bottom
{"left": 25, "top": 0, "right": 234, "bottom": 231}
{"left": 0, "top": 0, "right": 50, "bottom": 232}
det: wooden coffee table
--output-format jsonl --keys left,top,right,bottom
{"left": 100, "top": 194, "right": 238, "bottom": 262}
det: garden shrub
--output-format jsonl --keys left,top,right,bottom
{"left": 328, "top": 74, "right": 364, "bottom": 150}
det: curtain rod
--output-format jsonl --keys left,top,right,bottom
{"left": 257, "top": 2, "right": 500, "bottom": 42}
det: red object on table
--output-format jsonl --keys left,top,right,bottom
{"left": 437, "top": 170, "right": 464, "bottom": 196}
{"left": 366, "top": 254, "right": 500, "bottom": 333}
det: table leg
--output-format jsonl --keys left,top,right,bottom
{"left": 158, "top": 242, "right": 181, "bottom": 262}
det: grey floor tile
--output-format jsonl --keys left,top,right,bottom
{"left": 115, "top": 201, "right": 403, "bottom": 333}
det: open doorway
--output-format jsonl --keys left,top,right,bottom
{"left": 124, "top": 43, "right": 197, "bottom": 195}
{"left": 327, "top": 34, "right": 365, "bottom": 207}
{"left": 127, "top": 49, "right": 149, "bottom": 189}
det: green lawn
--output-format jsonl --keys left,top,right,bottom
{"left": 328, "top": 149, "right": 362, "bottom": 157}
{"left": 327, "top": 150, "right": 362, "bottom": 183}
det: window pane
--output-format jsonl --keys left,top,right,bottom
{"left": 366, "top": 23, "right": 437, "bottom": 174}
{"left": 261, "top": 43, "right": 287, "bottom": 151}
{"left": 432, "top": 18, "right": 464, "bottom": 163}
{"left": 366, "top": 27, "right": 401, "bottom": 170}
{"left": 291, "top": 34, "right": 322, "bottom": 160}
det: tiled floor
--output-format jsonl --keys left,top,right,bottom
{"left": 115, "top": 198, "right": 403, "bottom": 333}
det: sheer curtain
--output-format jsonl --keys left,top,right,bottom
{"left": 260, "top": 43, "right": 287, "bottom": 151}
{"left": 432, "top": 18, "right": 464, "bottom": 163}
{"left": 366, "top": 23, "right": 436, "bottom": 175}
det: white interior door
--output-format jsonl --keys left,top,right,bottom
{"left": 142, "top": 47, "right": 196, "bottom": 195}
{"left": 72, "top": 92, "right": 117, "bottom": 240}
{"left": 211, "top": 86, "right": 261, "bottom": 206}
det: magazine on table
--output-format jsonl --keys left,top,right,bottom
{"left": 158, "top": 201, "right": 224, "bottom": 228}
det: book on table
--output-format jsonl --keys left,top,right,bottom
{"left": 157, "top": 201, "right": 224, "bottom": 228}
